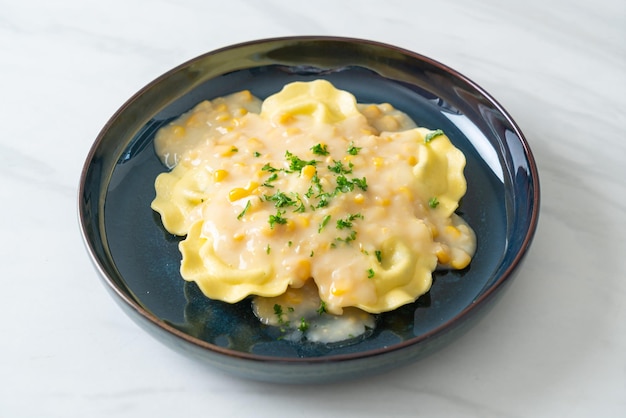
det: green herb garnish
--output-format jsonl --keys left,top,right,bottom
{"left": 285, "top": 150, "right": 317, "bottom": 171}
{"left": 347, "top": 142, "right": 361, "bottom": 155}
{"left": 311, "top": 143, "right": 329, "bottom": 156}
{"left": 297, "top": 317, "right": 309, "bottom": 332}
{"left": 318, "top": 214, "right": 331, "bottom": 232}
{"left": 317, "top": 301, "right": 327, "bottom": 315}
{"left": 268, "top": 210, "right": 287, "bottom": 228}
{"left": 428, "top": 197, "right": 440, "bottom": 208}
{"left": 237, "top": 200, "right": 251, "bottom": 220}
{"left": 424, "top": 129, "right": 444, "bottom": 143}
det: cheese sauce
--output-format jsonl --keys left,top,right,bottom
{"left": 151, "top": 80, "right": 475, "bottom": 343}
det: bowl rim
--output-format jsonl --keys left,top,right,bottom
{"left": 79, "top": 35, "right": 540, "bottom": 364}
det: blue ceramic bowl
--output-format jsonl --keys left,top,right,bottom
{"left": 78, "top": 37, "right": 539, "bottom": 383}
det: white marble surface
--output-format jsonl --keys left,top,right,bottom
{"left": 1, "top": 0, "right": 625, "bottom": 416}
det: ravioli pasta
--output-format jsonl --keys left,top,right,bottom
{"left": 151, "top": 80, "right": 475, "bottom": 336}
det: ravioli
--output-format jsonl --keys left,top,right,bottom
{"left": 151, "top": 80, "right": 475, "bottom": 342}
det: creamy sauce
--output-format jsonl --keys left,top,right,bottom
{"left": 151, "top": 80, "right": 476, "bottom": 343}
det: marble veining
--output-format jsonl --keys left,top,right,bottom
{"left": 1, "top": 0, "right": 624, "bottom": 417}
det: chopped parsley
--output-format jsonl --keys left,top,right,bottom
{"left": 310, "top": 143, "right": 329, "bottom": 156}
{"left": 336, "top": 213, "right": 363, "bottom": 230}
{"left": 375, "top": 250, "right": 383, "bottom": 263}
{"left": 318, "top": 214, "right": 331, "bottom": 232}
{"left": 367, "top": 268, "right": 375, "bottom": 278}
{"left": 347, "top": 142, "right": 361, "bottom": 155}
{"left": 237, "top": 200, "right": 252, "bottom": 220}
{"left": 268, "top": 210, "right": 287, "bottom": 228}
{"left": 317, "top": 301, "right": 327, "bottom": 315}
{"left": 297, "top": 317, "right": 309, "bottom": 332}
{"left": 328, "top": 160, "right": 353, "bottom": 174}
{"left": 266, "top": 191, "right": 294, "bottom": 208}
{"left": 428, "top": 196, "right": 440, "bottom": 209}
{"left": 285, "top": 150, "right": 317, "bottom": 172}
{"left": 424, "top": 129, "right": 444, "bottom": 143}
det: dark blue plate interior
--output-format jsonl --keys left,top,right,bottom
{"left": 80, "top": 37, "right": 538, "bottom": 379}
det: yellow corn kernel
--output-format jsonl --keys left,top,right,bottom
{"left": 230, "top": 182, "right": 257, "bottom": 200}
{"left": 376, "top": 196, "right": 390, "bottom": 206}
{"left": 353, "top": 193, "right": 365, "bottom": 204}
{"left": 237, "top": 90, "right": 253, "bottom": 102}
{"left": 381, "top": 115, "right": 400, "bottom": 130}
{"left": 185, "top": 112, "right": 203, "bottom": 127}
{"left": 220, "top": 145, "right": 239, "bottom": 157}
{"left": 172, "top": 125, "right": 185, "bottom": 137}
{"left": 373, "top": 157, "right": 384, "bottom": 168}
{"left": 450, "top": 250, "right": 471, "bottom": 270}
{"left": 215, "top": 113, "right": 230, "bottom": 122}
{"left": 261, "top": 225, "right": 276, "bottom": 237}
{"left": 429, "top": 224, "right": 439, "bottom": 238}
{"left": 296, "top": 214, "right": 310, "bottom": 228}
{"left": 397, "top": 186, "right": 412, "bottom": 200}
{"left": 215, "top": 103, "right": 228, "bottom": 112}
{"left": 278, "top": 112, "right": 294, "bottom": 124}
{"left": 247, "top": 137, "right": 262, "bottom": 148}
{"left": 360, "top": 128, "right": 375, "bottom": 136}
{"left": 233, "top": 232, "right": 245, "bottom": 241}
{"left": 379, "top": 103, "right": 393, "bottom": 112}
{"left": 445, "top": 225, "right": 461, "bottom": 239}
{"left": 213, "top": 169, "right": 228, "bottom": 182}
{"left": 294, "top": 259, "right": 311, "bottom": 281}
{"left": 362, "top": 104, "right": 382, "bottom": 117}
{"left": 285, "top": 127, "right": 301, "bottom": 136}
{"left": 228, "top": 187, "right": 248, "bottom": 202}
{"left": 300, "top": 164, "right": 316, "bottom": 179}
{"left": 330, "top": 285, "right": 346, "bottom": 296}
{"left": 407, "top": 155, "right": 417, "bottom": 165}
{"left": 436, "top": 246, "right": 451, "bottom": 264}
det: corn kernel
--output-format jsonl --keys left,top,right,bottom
{"left": 278, "top": 112, "right": 294, "bottom": 124}
{"left": 186, "top": 112, "right": 203, "bottom": 127}
{"left": 215, "top": 103, "right": 227, "bottom": 112}
{"left": 445, "top": 225, "right": 461, "bottom": 238}
{"left": 397, "top": 186, "right": 412, "bottom": 199}
{"left": 363, "top": 104, "right": 382, "bottom": 117}
{"left": 228, "top": 187, "right": 248, "bottom": 202}
{"left": 296, "top": 214, "right": 310, "bottom": 228}
{"left": 220, "top": 146, "right": 239, "bottom": 157}
{"left": 172, "top": 125, "right": 185, "bottom": 137}
{"left": 300, "top": 164, "right": 316, "bottom": 179}
{"left": 436, "top": 246, "right": 451, "bottom": 264}
{"left": 407, "top": 155, "right": 417, "bottom": 165}
{"left": 376, "top": 196, "right": 390, "bottom": 206}
{"left": 233, "top": 232, "right": 245, "bottom": 241}
{"left": 239, "top": 90, "right": 253, "bottom": 102}
{"left": 373, "top": 157, "right": 384, "bottom": 168}
{"left": 294, "top": 259, "right": 311, "bottom": 281}
{"left": 429, "top": 224, "right": 439, "bottom": 238}
{"left": 451, "top": 250, "right": 471, "bottom": 269}
{"left": 213, "top": 169, "right": 228, "bottom": 182}
{"left": 353, "top": 193, "right": 365, "bottom": 204}
{"left": 215, "top": 113, "right": 230, "bottom": 122}
{"left": 331, "top": 285, "right": 346, "bottom": 296}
